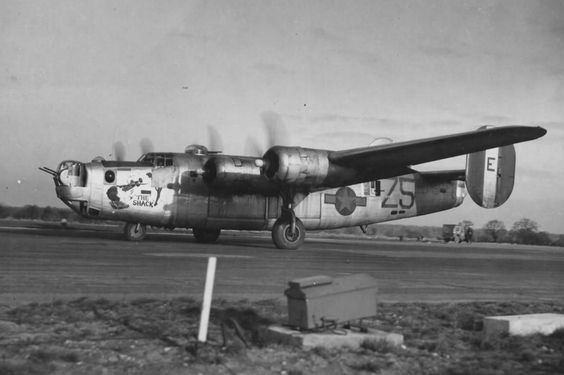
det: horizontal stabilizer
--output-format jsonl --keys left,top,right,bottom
{"left": 417, "top": 169, "right": 466, "bottom": 181}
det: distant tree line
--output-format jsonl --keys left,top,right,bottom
{"left": 328, "top": 217, "right": 563, "bottom": 247}
{"left": 0, "top": 204, "right": 88, "bottom": 222}
{"left": 479, "top": 218, "right": 561, "bottom": 246}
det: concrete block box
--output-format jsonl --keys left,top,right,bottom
{"left": 284, "top": 274, "right": 378, "bottom": 330}
{"left": 263, "top": 324, "right": 403, "bottom": 350}
{"left": 484, "top": 313, "right": 564, "bottom": 336}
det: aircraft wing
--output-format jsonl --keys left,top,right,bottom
{"left": 328, "top": 126, "right": 545, "bottom": 175}
{"left": 206, "top": 125, "right": 546, "bottom": 192}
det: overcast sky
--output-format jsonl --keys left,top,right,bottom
{"left": 1, "top": 0, "right": 563, "bottom": 232}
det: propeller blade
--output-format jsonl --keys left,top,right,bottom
{"left": 207, "top": 125, "right": 223, "bottom": 152}
{"left": 140, "top": 138, "right": 154, "bottom": 154}
{"left": 244, "top": 136, "right": 263, "bottom": 157}
{"left": 112, "top": 141, "right": 126, "bottom": 161}
{"left": 261, "top": 111, "right": 289, "bottom": 148}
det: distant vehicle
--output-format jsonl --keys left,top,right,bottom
{"left": 443, "top": 224, "right": 474, "bottom": 243}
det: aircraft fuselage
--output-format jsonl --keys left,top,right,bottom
{"left": 54, "top": 152, "right": 465, "bottom": 232}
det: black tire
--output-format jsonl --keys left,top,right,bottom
{"left": 124, "top": 223, "right": 146, "bottom": 241}
{"left": 272, "top": 218, "right": 305, "bottom": 250}
{"left": 193, "top": 228, "right": 221, "bottom": 243}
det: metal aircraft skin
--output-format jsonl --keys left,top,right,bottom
{"left": 40, "top": 125, "right": 546, "bottom": 249}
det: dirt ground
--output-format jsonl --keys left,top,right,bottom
{"left": 1, "top": 298, "right": 563, "bottom": 375}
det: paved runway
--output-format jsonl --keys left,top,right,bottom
{"left": 1, "top": 224, "right": 563, "bottom": 305}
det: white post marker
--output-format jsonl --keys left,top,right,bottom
{"left": 198, "top": 256, "right": 217, "bottom": 343}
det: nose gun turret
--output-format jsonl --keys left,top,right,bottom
{"left": 39, "top": 160, "right": 88, "bottom": 216}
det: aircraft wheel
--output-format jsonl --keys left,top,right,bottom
{"left": 272, "top": 218, "right": 305, "bottom": 250}
{"left": 124, "top": 223, "right": 146, "bottom": 241}
{"left": 193, "top": 228, "right": 221, "bottom": 243}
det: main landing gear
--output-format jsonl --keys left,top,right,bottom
{"left": 193, "top": 228, "right": 221, "bottom": 243}
{"left": 271, "top": 197, "right": 305, "bottom": 250}
{"left": 124, "top": 222, "right": 147, "bottom": 241}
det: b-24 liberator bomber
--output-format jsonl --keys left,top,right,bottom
{"left": 40, "top": 125, "right": 546, "bottom": 249}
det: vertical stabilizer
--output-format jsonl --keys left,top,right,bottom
{"left": 466, "top": 141, "right": 516, "bottom": 208}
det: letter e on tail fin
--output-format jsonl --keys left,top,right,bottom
{"left": 466, "top": 144, "right": 516, "bottom": 208}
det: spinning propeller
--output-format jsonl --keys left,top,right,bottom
{"left": 244, "top": 111, "right": 290, "bottom": 157}
{"left": 112, "top": 141, "right": 126, "bottom": 161}
{"left": 111, "top": 138, "right": 154, "bottom": 161}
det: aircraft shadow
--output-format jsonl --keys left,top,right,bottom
{"left": 0, "top": 226, "right": 276, "bottom": 249}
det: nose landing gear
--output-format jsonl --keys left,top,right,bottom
{"left": 124, "top": 223, "right": 147, "bottom": 241}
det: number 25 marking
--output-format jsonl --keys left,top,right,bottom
{"left": 382, "top": 177, "right": 415, "bottom": 209}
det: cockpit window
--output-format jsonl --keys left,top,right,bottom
{"left": 138, "top": 153, "right": 174, "bottom": 167}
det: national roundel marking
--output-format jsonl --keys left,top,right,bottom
{"left": 335, "top": 186, "right": 357, "bottom": 216}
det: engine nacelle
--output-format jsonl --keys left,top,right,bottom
{"left": 466, "top": 144, "right": 516, "bottom": 208}
{"left": 263, "top": 146, "right": 330, "bottom": 186}
{"left": 203, "top": 155, "right": 278, "bottom": 194}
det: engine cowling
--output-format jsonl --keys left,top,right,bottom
{"left": 203, "top": 155, "right": 278, "bottom": 194}
{"left": 262, "top": 146, "right": 330, "bottom": 186}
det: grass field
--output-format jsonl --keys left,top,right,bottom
{"left": 1, "top": 298, "right": 563, "bottom": 374}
